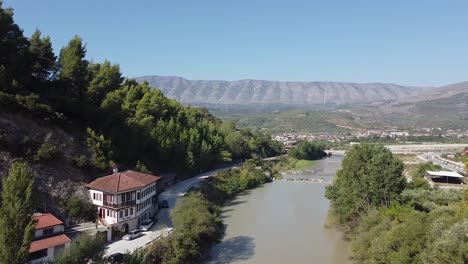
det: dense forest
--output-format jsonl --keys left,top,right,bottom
{"left": 0, "top": 3, "right": 283, "bottom": 177}
{"left": 325, "top": 144, "right": 468, "bottom": 264}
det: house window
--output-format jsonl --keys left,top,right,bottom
{"left": 130, "top": 208, "right": 133, "bottom": 215}
{"left": 122, "top": 193, "right": 126, "bottom": 202}
{"left": 119, "top": 211, "right": 123, "bottom": 218}
{"left": 43, "top": 227, "right": 54, "bottom": 236}
{"left": 29, "top": 249, "right": 48, "bottom": 261}
{"left": 107, "top": 210, "right": 109, "bottom": 216}
{"left": 137, "top": 193, "right": 140, "bottom": 200}
{"left": 125, "top": 209, "right": 128, "bottom": 217}
{"left": 126, "top": 193, "right": 130, "bottom": 201}
{"left": 93, "top": 193, "right": 96, "bottom": 200}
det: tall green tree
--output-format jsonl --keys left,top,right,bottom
{"left": 325, "top": 144, "right": 405, "bottom": 227}
{"left": 28, "top": 29, "right": 56, "bottom": 82}
{"left": 0, "top": 162, "right": 36, "bottom": 264}
{"left": 57, "top": 36, "right": 88, "bottom": 99}
{"left": 0, "top": 2, "right": 29, "bottom": 90}
{"left": 87, "top": 60, "right": 123, "bottom": 105}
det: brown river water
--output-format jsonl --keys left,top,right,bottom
{"left": 207, "top": 155, "right": 351, "bottom": 264}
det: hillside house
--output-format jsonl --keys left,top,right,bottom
{"left": 85, "top": 170, "right": 161, "bottom": 234}
{"left": 29, "top": 213, "right": 71, "bottom": 264}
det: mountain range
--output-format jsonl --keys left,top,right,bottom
{"left": 135, "top": 75, "right": 467, "bottom": 131}
{"left": 134, "top": 76, "right": 432, "bottom": 106}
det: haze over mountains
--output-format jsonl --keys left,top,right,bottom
{"left": 135, "top": 76, "right": 430, "bottom": 106}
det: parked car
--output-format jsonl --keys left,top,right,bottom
{"left": 107, "top": 253, "right": 124, "bottom": 263}
{"left": 159, "top": 199, "right": 169, "bottom": 208}
{"left": 123, "top": 229, "right": 141, "bottom": 241}
{"left": 140, "top": 219, "right": 154, "bottom": 231}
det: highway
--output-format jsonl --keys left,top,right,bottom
{"left": 385, "top": 143, "right": 466, "bottom": 154}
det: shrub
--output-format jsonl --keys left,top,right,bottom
{"left": 67, "top": 196, "right": 96, "bottom": 221}
{"left": 55, "top": 234, "right": 105, "bottom": 264}
{"left": 33, "top": 142, "right": 59, "bottom": 162}
{"left": 73, "top": 155, "right": 89, "bottom": 169}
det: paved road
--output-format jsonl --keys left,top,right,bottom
{"left": 105, "top": 163, "right": 239, "bottom": 256}
{"left": 385, "top": 143, "right": 466, "bottom": 154}
{"left": 418, "top": 152, "right": 466, "bottom": 173}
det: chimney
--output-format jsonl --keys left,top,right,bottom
{"left": 113, "top": 168, "right": 118, "bottom": 173}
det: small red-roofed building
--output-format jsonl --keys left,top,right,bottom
{"left": 85, "top": 169, "right": 161, "bottom": 234}
{"left": 29, "top": 213, "right": 71, "bottom": 263}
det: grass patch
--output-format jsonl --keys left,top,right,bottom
{"left": 294, "top": 159, "right": 316, "bottom": 169}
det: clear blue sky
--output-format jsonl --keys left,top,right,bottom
{"left": 4, "top": 0, "right": 468, "bottom": 86}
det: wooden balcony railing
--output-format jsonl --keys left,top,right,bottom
{"left": 103, "top": 200, "right": 136, "bottom": 208}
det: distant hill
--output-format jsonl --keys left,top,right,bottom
{"left": 135, "top": 76, "right": 467, "bottom": 131}
{"left": 134, "top": 76, "right": 427, "bottom": 106}
{"left": 349, "top": 81, "right": 468, "bottom": 129}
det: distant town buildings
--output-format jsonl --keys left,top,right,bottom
{"left": 272, "top": 128, "right": 468, "bottom": 146}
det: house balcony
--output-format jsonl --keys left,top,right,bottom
{"left": 102, "top": 200, "right": 136, "bottom": 209}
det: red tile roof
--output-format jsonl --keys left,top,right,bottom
{"left": 33, "top": 213, "right": 63, "bottom": 230}
{"left": 85, "top": 170, "right": 161, "bottom": 193}
{"left": 29, "top": 234, "right": 71, "bottom": 253}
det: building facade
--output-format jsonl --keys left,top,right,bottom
{"left": 29, "top": 213, "right": 71, "bottom": 264}
{"left": 85, "top": 170, "right": 161, "bottom": 234}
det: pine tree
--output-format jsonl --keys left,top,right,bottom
{"left": 0, "top": 162, "right": 36, "bottom": 264}
{"left": 0, "top": 3, "right": 29, "bottom": 91}
{"left": 29, "top": 29, "right": 56, "bottom": 81}
{"left": 87, "top": 60, "right": 123, "bottom": 105}
{"left": 57, "top": 36, "right": 89, "bottom": 99}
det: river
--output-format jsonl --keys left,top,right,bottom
{"left": 207, "top": 155, "right": 351, "bottom": 264}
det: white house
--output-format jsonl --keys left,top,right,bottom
{"left": 29, "top": 213, "right": 71, "bottom": 264}
{"left": 85, "top": 170, "right": 161, "bottom": 234}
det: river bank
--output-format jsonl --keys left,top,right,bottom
{"left": 207, "top": 155, "right": 351, "bottom": 264}
{"left": 146, "top": 158, "right": 279, "bottom": 263}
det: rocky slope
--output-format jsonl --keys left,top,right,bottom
{"left": 0, "top": 113, "right": 94, "bottom": 217}
{"left": 135, "top": 76, "right": 427, "bottom": 106}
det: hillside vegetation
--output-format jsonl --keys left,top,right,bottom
{"left": 211, "top": 108, "right": 366, "bottom": 133}
{"left": 325, "top": 144, "right": 468, "bottom": 264}
{"left": 0, "top": 3, "right": 283, "bottom": 218}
